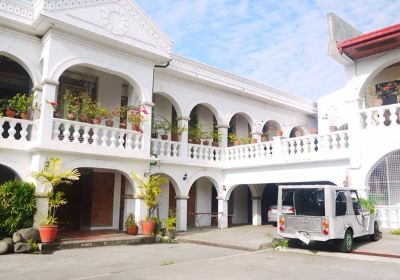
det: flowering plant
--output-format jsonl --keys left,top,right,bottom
{"left": 46, "top": 100, "right": 57, "bottom": 109}
{"left": 375, "top": 80, "right": 400, "bottom": 99}
{"left": 127, "top": 105, "right": 149, "bottom": 128}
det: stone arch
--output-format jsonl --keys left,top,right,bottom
{"left": 262, "top": 120, "right": 282, "bottom": 139}
{"left": 153, "top": 91, "right": 183, "bottom": 118}
{"left": 0, "top": 157, "right": 26, "bottom": 181}
{"left": 49, "top": 57, "right": 146, "bottom": 102}
{"left": 186, "top": 101, "right": 222, "bottom": 126}
{"left": 224, "top": 184, "right": 257, "bottom": 201}
{"left": 0, "top": 51, "right": 40, "bottom": 87}
{"left": 227, "top": 112, "right": 255, "bottom": 131}
{"left": 289, "top": 126, "right": 305, "bottom": 138}
{"left": 184, "top": 174, "right": 222, "bottom": 196}
{"left": 150, "top": 171, "right": 181, "bottom": 196}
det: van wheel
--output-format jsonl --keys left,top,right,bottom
{"left": 369, "top": 221, "right": 380, "bottom": 241}
{"left": 337, "top": 229, "right": 353, "bottom": 253}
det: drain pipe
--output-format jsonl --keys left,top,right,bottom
{"left": 152, "top": 60, "right": 171, "bottom": 95}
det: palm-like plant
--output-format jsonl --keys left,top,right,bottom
{"left": 131, "top": 172, "right": 168, "bottom": 220}
{"left": 32, "top": 157, "right": 80, "bottom": 225}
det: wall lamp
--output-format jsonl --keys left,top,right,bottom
{"left": 183, "top": 173, "right": 188, "bottom": 181}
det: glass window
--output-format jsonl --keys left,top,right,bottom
{"left": 335, "top": 191, "right": 347, "bottom": 216}
{"left": 292, "top": 188, "right": 325, "bottom": 216}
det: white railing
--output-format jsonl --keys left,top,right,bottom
{"left": 151, "top": 139, "right": 181, "bottom": 159}
{"left": 0, "top": 117, "right": 35, "bottom": 146}
{"left": 376, "top": 206, "right": 400, "bottom": 230}
{"left": 188, "top": 143, "right": 224, "bottom": 163}
{"left": 281, "top": 131, "right": 349, "bottom": 159}
{"left": 360, "top": 103, "right": 400, "bottom": 128}
{"left": 52, "top": 118, "right": 143, "bottom": 151}
{"left": 226, "top": 142, "right": 274, "bottom": 161}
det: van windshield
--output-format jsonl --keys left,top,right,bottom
{"left": 282, "top": 188, "right": 325, "bottom": 216}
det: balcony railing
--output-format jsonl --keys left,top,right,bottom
{"left": 360, "top": 103, "right": 400, "bottom": 128}
{"left": 0, "top": 117, "right": 36, "bottom": 149}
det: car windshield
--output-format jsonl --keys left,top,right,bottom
{"left": 282, "top": 188, "right": 325, "bottom": 216}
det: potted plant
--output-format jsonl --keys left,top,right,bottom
{"left": 5, "top": 93, "right": 35, "bottom": 119}
{"left": 127, "top": 105, "right": 148, "bottom": 132}
{"left": 106, "top": 107, "right": 119, "bottom": 127}
{"left": 188, "top": 123, "right": 203, "bottom": 144}
{"left": 151, "top": 120, "right": 160, "bottom": 139}
{"left": 91, "top": 103, "right": 108, "bottom": 125}
{"left": 375, "top": 80, "right": 400, "bottom": 105}
{"left": 116, "top": 105, "right": 128, "bottom": 129}
{"left": 125, "top": 213, "right": 138, "bottom": 235}
{"left": 211, "top": 130, "right": 221, "bottom": 147}
{"left": 201, "top": 128, "right": 213, "bottom": 146}
{"left": 170, "top": 122, "right": 186, "bottom": 142}
{"left": 158, "top": 118, "right": 171, "bottom": 140}
{"left": 164, "top": 210, "right": 176, "bottom": 239}
{"left": 240, "top": 137, "right": 252, "bottom": 145}
{"left": 62, "top": 93, "right": 80, "bottom": 121}
{"left": 78, "top": 94, "right": 94, "bottom": 122}
{"left": 131, "top": 172, "right": 168, "bottom": 235}
{"left": 228, "top": 132, "right": 239, "bottom": 146}
{"left": 31, "top": 157, "right": 80, "bottom": 243}
{"left": 276, "top": 130, "right": 284, "bottom": 137}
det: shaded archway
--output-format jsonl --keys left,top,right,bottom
{"left": 228, "top": 113, "right": 253, "bottom": 146}
{"left": 226, "top": 184, "right": 254, "bottom": 226}
{"left": 153, "top": 92, "right": 181, "bottom": 141}
{"left": 0, "top": 55, "right": 32, "bottom": 100}
{"left": 187, "top": 177, "right": 219, "bottom": 228}
{"left": 262, "top": 120, "right": 282, "bottom": 141}
{"left": 188, "top": 104, "right": 218, "bottom": 145}
{"left": 0, "top": 164, "right": 18, "bottom": 185}
{"left": 289, "top": 126, "right": 305, "bottom": 138}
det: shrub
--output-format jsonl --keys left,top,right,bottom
{"left": 359, "top": 198, "right": 376, "bottom": 214}
{"left": 0, "top": 180, "right": 37, "bottom": 236}
{"left": 391, "top": 229, "right": 400, "bottom": 235}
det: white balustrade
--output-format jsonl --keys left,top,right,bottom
{"left": 226, "top": 142, "right": 274, "bottom": 162}
{"left": 360, "top": 103, "right": 400, "bottom": 128}
{"left": 188, "top": 143, "right": 223, "bottom": 163}
{"left": 151, "top": 139, "right": 181, "bottom": 158}
{"left": 0, "top": 117, "right": 35, "bottom": 144}
{"left": 52, "top": 118, "right": 143, "bottom": 151}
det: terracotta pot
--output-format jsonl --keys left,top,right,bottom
{"left": 251, "top": 138, "right": 257, "bottom": 144}
{"left": 194, "top": 139, "right": 201, "bottom": 145}
{"left": 161, "top": 134, "right": 168, "bottom": 140}
{"left": 310, "top": 128, "right": 318, "bottom": 134}
{"left": 106, "top": 120, "right": 114, "bottom": 127}
{"left": 261, "top": 135, "right": 268, "bottom": 142}
{"left": 141, "top": 220, "right": 155, "bottom": 235}
{"left": 276, "top": 130, "right": 283, "bottom": 137}
{"left": 54, "top": 111, "right": 61, "bottom": 118}
{"left": 233, "top": 140, "right": 241, "bottom": 146}
{"left": 127, "top": 225, "right": 138, "bottom": 235}
{"left": 67, "top": 112, "right": 76, "bottom": 121}
{"left": 212, "top": 141, "right": 218, "bottom": 147}
{"left": 132, "top": 125, "right": 140, "bottom": 132}
{"left": 171, "top": 133, "right": 179, "bottom": 142}
{"left": 151, "top": 132, "right": 158, "bottom": 139}
{"left": 5, "top": 109, "right": 16, "bottom": 118}
{"left": 202, "top": 140, "right": 209, "bottom": 146}
{"left": 188, "top": 139, "right": 193, "bottom": 144}
{"left": 20, "top": 112, "right": 30, "bottom": 120}
{"left": 329, "top": 125, "right": 338, "bottom": 132}
{"left": 39, "top": 225, "right": 58, "bottom": 243}
{"left": 79, "top": 114, "right": 89, "bottom": 122}
{"left": 93, "top": 117, "right": 101, "bottom": 125}
{"left": 119, "top": 122, "right": 127, "bottom": 129}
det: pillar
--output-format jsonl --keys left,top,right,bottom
{"left": 251, "top": 131, "right": 262, "bottom": 143}
{"left": 177, "top": 116, "right": 190, "bottom": 160}
{"left": 134, "top": 196, "right": 147, "bottom": 233}
{"left": 123, "top": 194, "right": 135, "bottom": 230}
{"left": 37, "top": 79, "right": 58, "bottom": 146}
{"left": 112, "top": 173, "right": 122, "bottom": 229}
{"left": 252, "top": 197, "right": 262, "bottom": 226}
{"left": 140, "top": 102, "right": 155, "bottom": 155}
{"left": 217, "top": 124, "right": 229, "bottom": 148}
{"left": 217, "top": 197, "right": 228, "bottom": 229}
{"left": 176, "top": 195, "right": 189, "bottom": 232}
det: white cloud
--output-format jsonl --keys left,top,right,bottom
{"left": 136, "top": 0, "right": 400, "bottom": 100}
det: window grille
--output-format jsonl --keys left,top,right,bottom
{"left": 368, "top": 151, "right": 400, "bottom": 205}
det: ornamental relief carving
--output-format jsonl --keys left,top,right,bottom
{"left": 100, "top": 5, "right": 130, "bottom": 35}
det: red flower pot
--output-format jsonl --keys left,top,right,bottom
{"left": 5, "top": 109, "right": 16, "bottom": 118}
{"left": 39, "top": 225, "right": 58, "bottom": 243}
{"left": 141, "top": 220, "right": 155, "bottom": 235}
{"left": 127, "top": 225, "right": 138, "bottom": 235}
{"left": 20, "top": 112, "right": 30, "bottom": 120}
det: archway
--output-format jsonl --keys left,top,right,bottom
{"left": 187, "top": 177, "right": 219, "bottom": 228}
{"left": 0, "top": 55, "right": 32, "bottom": 100}
{"left": 226, "top": 184, "right": 253, "bottom": 226}
{"left": 228, "top": 113, "right": 252, "bottom": 146}
{"left": 289, "top": 126, "right": 305, "bottom": 138}
{"left": 153, "top": 93, "right": 181, "bottom": 142}
{"left": 188, "top": 104, "right": 218, "bottom": 145}
{"left": 262, "top": 120, "right": 282, "bottom": 141}
{"left": 0, "top": 164, "right": 18, "bottom": 185}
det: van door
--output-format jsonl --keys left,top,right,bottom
{"left": 349, "top": 191, "right": 366, "bottom": 236}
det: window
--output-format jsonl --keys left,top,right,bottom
{"left": 335, "top": 191, "right": 347, "bottom": 216}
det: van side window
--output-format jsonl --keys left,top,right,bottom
{"left": 351, "top": 191, "right": 362, "bottom": 215}
{"left": 335, "top": 191, "right": 347, "bottom": 216}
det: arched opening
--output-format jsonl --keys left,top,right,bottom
{"left": 228, "top": 113, "right": 252, "bottom": 146}
{"left": 361, "top": 62, "right": 400, "bottom": 108}
{"left": 55, "top": 65, "right": 140, "bottom": 127}
{"left": 289, "top": 126, "right": 305, "bottom": 138}
{"left": 0, "top": 164, "right": 18, "bottom": 185}
{"left": 152, "top": 173, "right": 179, "bottom": 225}
{"left": 0, "top": 55, "right": 32, "bottom": 100}
{"left": 152, "top": 93, "right": 181, "bottom": 141}
{"left": 262, "top": 120, "right": 282, "bottom": 141}
{"left": 188, "top": 104, "right": 218, "bottom": 146}
{"left": 187, "top": 177, "right": 218, "bottom": 228}
{"left": 227, "top": 184, "right": 253, "bottom": 226}
{"left": 55, "top": 168, "right": 133, "bottom": 233}
{"left": 368, "top": 150, "right": 400, "bottom": 206}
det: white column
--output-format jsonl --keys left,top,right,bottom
{"left": 30, "top": 153, "right": 49, "bottom": 227}
{"left": 252, "top": 197, "right": 262, "bottom": 226}
{"left": 251, "top": 132, "right": 261, "bottom": 143}
{"left": 123, "top": 195, "right": 135, "bottom": 230}
{"left": 217, "top": 197, "right": 229, "bottom": 229}
{"left": 272, "top": 136, "right": 283, "bottom": 158}
{"left": 134, "top": 197, "right": 147, "bottom": 233}
{"left": 177, "top": 116, "right": 190, "bottom": 160}
{"left": 112, "top": 173, "right": 122, "bottom": 229}
{"left": 176, "top": 196, "right": 189, "bottom": 232}
{"left": 37, "top": 79, "right": 58, "bottom": 146}
{"left": 141, "top": 102, "right": 154, "bottom": 155}
{"left": 217, "top": 124, "right": 229, "bottom": 148}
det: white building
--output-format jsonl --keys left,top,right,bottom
{"left": 0, "top": 1, "right": 398, "bottom": 231}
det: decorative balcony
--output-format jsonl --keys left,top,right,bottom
{"left": 360, "top": 103, "right": 400, "bottom": 128}
{"left": 0, "top": 117, "right": 36, "bottom": 150}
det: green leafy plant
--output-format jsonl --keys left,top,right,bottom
{"left": 359, "top": 197, "right": 376, "bottom": 214}
{"left": 31, "top": 157, "right": 80, "bottom": 225}
{"left": 0, "top": 180, "right": 37, "bottom": 236}
{"left": 157, "top": 118, "right": 172, "bottom": 136}
{"left": 91, "top": 103, "right": 109, "bottom": 119}
{"left": 228, "top": 132, "right": 238, "bottom": 143}
{"left": 240, "top": 137, "right": 252, "bottom": 145}
{"left": 165, "top": 210, "right": 176, "bottom": 232}
{"left": 28, "top": 239, "right": 39, "bottom": 251}
{"left": 391, "top": 229, "right": 400, "bottom": 235}
{"left": 5, "top": 93, "right": 35, "bottom": 114}
{"left": 188, "top": 123, "right": 204, "bottom": 142}
{"left": 272, "top": 238, "right": 289, "bottom": 249}
{"left": 62, "top": 93, "right": 80, "bottom": 114}
{"left": 79, "top": 94, "right": 95, "bottom": 117}
{"left": 127, "top": 106, "right": 149, "bottom": 127}
{"left": 131, "top": 172, "right": 168, "bottom": 220}
{"left": 170, "top": 122, "right": 186, "bottom": 136}
{"left": 125, "top": 213, "right": 137, "bottom": 228}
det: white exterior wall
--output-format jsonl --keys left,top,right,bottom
{"left": 195, "top": 178, "right": 213, "bottom": 226}
{"left": 232, "top": 186, "right": 248, "bottom": 224}
{"left": 158, "top": 183, "right": 170, "bottom": 225}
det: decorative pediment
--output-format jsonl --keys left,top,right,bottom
{"left": 42, "top": 0, "right": 173, "bottom": 57}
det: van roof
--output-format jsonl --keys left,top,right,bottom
{"left": 278, "top": 185, "right": 358, "bottom": 192}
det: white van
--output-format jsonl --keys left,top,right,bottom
{"left": 276, "top": 185, "right": 380, "bottom": 252}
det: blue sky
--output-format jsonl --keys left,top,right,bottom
{"left": 135, "top": 0, "right": 400, "bottom": 101}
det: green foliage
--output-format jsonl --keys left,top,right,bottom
{"left": 240, "top": 137, "right": 252, "bottom": 144}
{"left": 131, "top": 172, "right": 168, "bottom": 219}
{"left": 165, "top": 210, "right": 176, "bottom": 232}
{"left": 390, "top": 229, "right": 400, "bottom": 235}
{"left": 32, "top": 157, "right": 80, "bottom": 225}
{"left": 359, "top": 198, "right": 376, "bottom": 214}
{"left": 5, "top": 93, "right": 35, "bottom": 114}
{"left": 125, "top": 213, "right": 137, "bottom": 228}
{"left": 160, "top": 259, "right": 174, "bottom": 266}
{"left": 228, "top": 132, "right": 238, "bottom": 143}
{"left": 188, "top": 123, "right": 205, "bottom": 141}
{"left": 272, "top": 238, "right": 289, "bottom": 249}
{"left": 62, "top": 93, "right": 81, "bottom": 114}
{"left": 91, "top": 103, "right": 109, "bottom": 119}
{"left": 170, "top": 122, "right": 186, "bottom": 136}
{"left": 28, "top": 239, "right": 39, "bottom": 251}
{"left": 0, "top": 180, "right": 37, "bottom": 236}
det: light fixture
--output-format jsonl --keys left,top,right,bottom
{"left": 183, "top": 173, "right": 188, "bottom": 181}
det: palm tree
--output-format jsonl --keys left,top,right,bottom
{"left": 32, "top": 157, "right": 80, "bottom": 225}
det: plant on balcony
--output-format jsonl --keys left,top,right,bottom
{"left": 201, "top": 128, "right": 214, "bottom": 146}
{"left": 127, "top": 105, "right": 149, "bottom": 132}
{"left": 62, "top": 93, "right": 80, "bottom": 121}
{"left": 240, "top": 137, "right": 252, "bottom": 145}
{"left": 131, "top": 172, "right": 168, "bottom": 235}
{"left": 158, "top": 118, "right": 171, "bottom": 140}
{"left": 228, "top": 132, "right": 239, "bottom": 146}
{"left": 79, "top": 94, "right": 94, "bottom": 122}
{"left": 124, "top": 213, "right": 138, "bottom": 235}
{"left": 31, "top": 157, "right": 80, "bottom": 243}
{"left": 151, "top": 120, "right": 161, "bottom": 139}
{"left": 105, "top": 107, "right": 120, "bottom": 127}
{"left": 4, "top": 93, "right": 35, "bottom": 119}
{"left": 170, "top": 122, "right": 186, "bottom": 142}
{"left": 91, "top": 103, "right": 109, "bottom": 125}
{"left": 375, "top": 80, "right": 400, "bottom": 105}
{"left": 188, "top": 123, "right": 204, "bottom": 144}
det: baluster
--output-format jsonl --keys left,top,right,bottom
{"left": 193, "top": 145, "right": 199, "bottom": 159}
{"left": 53, "top": 120, "right": 61, "bottom": 140}
{"left": 63, "top": 123, "right": 71, "bottom": 143}
{"left": 0, "top": 119, "right": 5, "bottom": 138}
{"left": 72, "top": 124, "right": 80, "bottom": 143}
{"left": 312, "top": 136, "right": 318, "bottom": 154}
{"left": 159, "top": 141, "right": 166, "bottom": 156}
{"left": 101, "top": 127, "right": 108, "bottom": 147}
{"left": 125, "top": 131, "right": 133, "bottom": 150}
{"left": 377, "top": 108, "right": 386, "bottom": 127}
{"left": 7, "top": 119, "right": 16, "bottom": 140}
{"left": 81, "top": 125, "right": 89, "bottom": 144}
{"left": 175, "top": 143, "right": 180, "bottom": 158}
{"left": 134, "top": 133, "right": 141, "bottom": 150}
{"left": 389, "top": 107, "right": 397, "bottom": 126}
{"left": 110, "top": 130, "right": 117, "bottom": 148}
{"left": 151, "top": 140, "right": 158, "bottom": 156}
{"left": 118, "top": 130, "right": 125, "bottom": 149}
{"left": 168, "top": 142, "right": 173, "bottom": 157}
{"left": 19, "top": 122, "right": 29, "bottom": 142}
